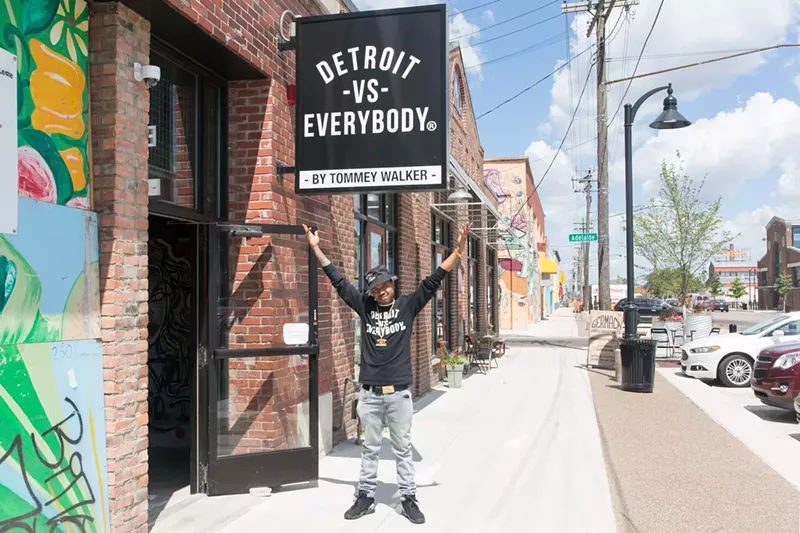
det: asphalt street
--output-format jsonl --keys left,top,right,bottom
{"left": 708, "top": 309, "right": 780, "bottom": 329}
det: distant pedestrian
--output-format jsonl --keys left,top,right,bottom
{"left": 304, "top": 222, "right": 471, "bottom": 525}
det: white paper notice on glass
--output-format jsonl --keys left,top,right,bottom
{"left": 283, "top": 322, "right": 309, "bottom": 345}
{"left": 0, "top": 48, "right": 18, "bottom": 235}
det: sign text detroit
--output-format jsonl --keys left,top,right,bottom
{"left": 303, "top": 46, "right": 435, "bottom": 189}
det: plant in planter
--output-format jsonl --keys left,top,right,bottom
{"left": 444, "top": 351, "right": 467, "bottom": 389}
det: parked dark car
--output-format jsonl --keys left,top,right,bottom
{"left": 751, "top": 339, "right": 800, "bottom": 411}
{"left": 613, "top": 298, "right": 683, "bottom": 321}
{"left": 712, "top": 299, "right": 729, "bottom": 312}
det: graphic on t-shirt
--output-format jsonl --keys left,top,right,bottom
{"left": 367, "top": 308, "right": 406, "bottom": 348}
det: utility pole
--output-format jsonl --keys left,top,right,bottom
{"left": 563, "top": 0, "right": 637, "bottom": 312}
{"left": 572, "top": 171, "right": 594, "bottom": 310}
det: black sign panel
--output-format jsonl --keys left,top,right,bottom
{"left": 295, "top": 5, "right": 448, "bottom": 195}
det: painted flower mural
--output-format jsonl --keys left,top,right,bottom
{"left": 49, "top": 0, "right": 88, "bottom": 63}
{"left": 2, "top": 0, "right": 90, "bottom": 209}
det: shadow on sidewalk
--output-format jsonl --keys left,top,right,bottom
{"left": 744, "top": 405, "right": 797, "bottom": 424}
{"left": 413, "top": 389, "right": 446, "bottom": 414}
{"left": 318, "top": 476, "right": 441, "bottom": 507}
{"left": 575, "top": 364, "right": 616, "bottom": 381}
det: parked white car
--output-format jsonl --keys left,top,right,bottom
{"left": 681, "top": 312, "right": 800, "bottom": 387}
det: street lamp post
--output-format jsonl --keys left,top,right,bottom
{"left": 622, "top": 83, "right": 691, "bottom": 340}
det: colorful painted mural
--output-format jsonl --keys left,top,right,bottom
{"left": 1, "top": 197, "right": 100, "bottom": 346}
{"left": 1, "top": 0, "right": 91, "bottom": 209}
{"left": 0, "top": 339, "right": 110, "bottom": 532}
{"left": 485, "top": 162, "right": 543, "bottom": 331}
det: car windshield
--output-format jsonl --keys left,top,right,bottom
{"left": 740, "top": 315, "right": 790, "bottom": 336}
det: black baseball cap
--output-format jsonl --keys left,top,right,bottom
{"left": 364, "top": 265, "right": 397, "bottom": 292}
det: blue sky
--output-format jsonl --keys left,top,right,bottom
{"left": 355, "top": 0, "right": 800, "bottom": 282}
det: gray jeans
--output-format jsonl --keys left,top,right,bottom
{"left": 356, "top": 386, "right": 416, "bottom": 498}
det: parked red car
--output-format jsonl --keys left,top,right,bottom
{"left": 751, "top": 340, "right": 800, "bottom": 411}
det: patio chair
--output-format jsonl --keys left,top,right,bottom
{"left": 463, "top": 335, "right": 477, "bottom": 376}
{"left": 651, "top": 327, "right": 678, "bottom": 359}
{"left": 474, "top": 336, "right": 499, "bottom": 374}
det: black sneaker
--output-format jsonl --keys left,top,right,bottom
{"left": 344, "top": 491, "right": 375, "bottom": 520}
{"left": 401, "top": 495, "right": 426, "bottom": 524}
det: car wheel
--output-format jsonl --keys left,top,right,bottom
{"left": 717, "top": 354, "right": 753, "bottom": 388}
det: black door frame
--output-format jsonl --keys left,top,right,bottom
{"left": 147, "top": 37, "right": 228, "bottom": 495}
{"left": 206, "top": 223, "right": 320, "bottom": 495}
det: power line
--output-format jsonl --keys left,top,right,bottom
{"left": 461, "top": 13, "right": 562, "bottom": 48}
{"left": 606, "top": 43, "right": 800, "bottom": 85}
{"left": 476, "top": 43, "right": 594, "bottom": 119}
{"left": 464, "top": 32, "right": 567, "bottom": 70}
{"left": 454, "top": 0, "right": 560, "bottom": 40}
{"left": 508, "top": 61, "right": 596, "bottom": 227}
{"left": 607, "top": 0, "right": 665, "bottom": 129}
{"left": 451, "top": 0, "right": 501, "bottom": 17}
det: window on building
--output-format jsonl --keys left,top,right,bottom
{"left": 793, "top": 226, "right": 800, "bottom": 248}
{"left": 467, "top": 236, "right": 479, "bottom": 334}
{"left": 432, "top": 213, "right": 451, "bottom": 350}
{"left": 354, "top": 194, "right": 397, "bottom": 276}
{"left": 793, "top": 266, "right": 800, "bottom": 288}
{"left": 452, "top": 69, "right": 463, "bottom": 116}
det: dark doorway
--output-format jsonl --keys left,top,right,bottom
{"left": 147, "top": 214, "right": 198, "bottom": 522}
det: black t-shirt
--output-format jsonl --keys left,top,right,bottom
{"left": 323, "top": 264, "right": 448, "bottom": 386}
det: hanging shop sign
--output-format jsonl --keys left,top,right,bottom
{"left": 294, "top": 5, "right": 447, "bottom": 195}
{"left": 0, "top": 48, "right": 17, "bottom": 234}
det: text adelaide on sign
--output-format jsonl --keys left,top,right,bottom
{"left": 294, "top": 6, "right": 448, "bottom": 195}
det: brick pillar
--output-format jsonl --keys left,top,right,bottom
{"left": 89, "top": 3, "right": 151, "bottom": 532}
{"left": 398, "top": 193, "right": 433, "bottom": 396}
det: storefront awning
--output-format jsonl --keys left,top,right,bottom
{"left": 540, "top": 256, "right": 557, "bottom": 274}
{"left": 429, "top": 156, "right": 530, "bottom": 253}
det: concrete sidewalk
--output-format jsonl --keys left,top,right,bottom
{"left": 590, "top": 368, "right": 799, "bottom": 533}
{"left": 501, "top": 307, "right": 583, "bottom": 339}
{"left": 153, "top": 319, "right": 614, "bottom": 532}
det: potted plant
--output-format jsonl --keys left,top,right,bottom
{"left": 444, "top": 351, "right": 467, "bottom": 389}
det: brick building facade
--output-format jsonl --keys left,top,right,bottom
{"left": 68, "top": 2, "right": 501, "bottom": 531}
{"left": 757, "top": 217, "right": 800, "bottom": 311}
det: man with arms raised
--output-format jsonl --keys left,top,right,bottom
{"left": 303, "top": 222, "right": 470, "bottom": 525}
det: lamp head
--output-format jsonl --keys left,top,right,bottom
{"left": 650, "top": 83, "right": 692, "bottom": 130}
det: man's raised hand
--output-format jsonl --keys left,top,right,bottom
{"left": 457, "top": 223, "right": 471, "bottom": 255}
{"left": 302, "top": 224, "right": 320, "bottom": 248}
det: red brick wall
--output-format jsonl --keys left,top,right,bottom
{"left": 89, "top": 3, "right": 151, "bottom": 532}
{"left": 397, "top": 193, "right": 435, "bottom": 395}
{"left": 447, "top": 47, "right": 489, "bottom": 343}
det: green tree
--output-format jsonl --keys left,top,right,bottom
{"left": 775, "top": 273, "right": 793, "bottom": 312}
{"left": 729, "top": 277, "right": 747, "bottom": 301}
{"left": 633, "top": 154, "right": 737, "bottom": 306}
{"left": 645, "top": 267, "right": 703, "bottom": 299}
{"left": 707, "top": 272, "right": 722, "bottom": 297}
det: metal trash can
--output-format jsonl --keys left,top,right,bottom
{"left": 729, "top": 323, "right": 737, "bottom": 333}
{"left": 620, "top": 338, "right": 657, "bottom": 393}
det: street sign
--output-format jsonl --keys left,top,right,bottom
{"left": 569, "top": 233, "right": 598, "bottom": 243}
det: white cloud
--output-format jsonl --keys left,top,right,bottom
{"left": 612, "top": 93, "right": 800, "bottom": 197}
{"left": 546, "top": 0, "right": 800, "bottom": 163}
{"left": 722, "top": 204, "right": 796, "bottom": 262}
{"left": 449, "top": 13, "right": 485, "bottom": 78}
{"left": 483, "top": 9, "right": 495, "bottom": 23}
{"left": 794, "top": 73, "right": 800, "bottom": 92}
{"left": 353, "top": 0, "right": 486, "bottom": 77}
{"left": 531, "top": 0, "right": 800, "bottom": 280}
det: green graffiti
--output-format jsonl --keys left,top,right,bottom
{"left": 0, "top": 346, "right": 101, "bottom": 532}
